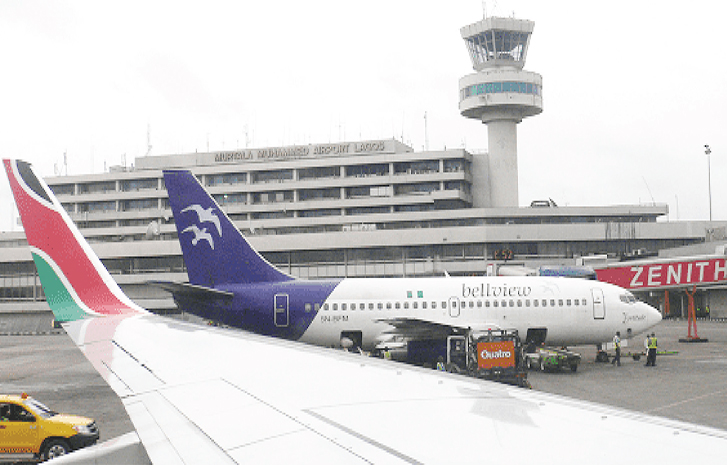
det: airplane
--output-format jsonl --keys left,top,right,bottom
{"left": 6, "top": 158, "right": 727, "bottom": 463}
{"left": 161, "top": 169, "right": 662, "bottom": 354}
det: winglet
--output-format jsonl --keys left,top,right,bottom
{"left": 3, "top": 160, "right": 145, "bottom": 321}
{"left": 164, "top": 170, "right": 294, "bottom": 285}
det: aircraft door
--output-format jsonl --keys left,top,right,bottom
{"left": 448, "top": 297, "right": 461, "bottom": 318}
{"left": 591, "top": 288, "right": 605, "bottom": 320}
{"left": 274, "top": 294, "right": 289, "bottom": 327}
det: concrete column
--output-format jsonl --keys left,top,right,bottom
{"left": 487, "top": 119, "right": 519, "bottom": 207}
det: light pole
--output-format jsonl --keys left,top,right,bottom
{"left": 705, "top": 144, "right": 712, "bottom": 221}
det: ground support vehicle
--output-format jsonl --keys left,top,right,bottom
{"left": 400, "top": 330, "right": 529, "bottom": 387}
{"left": 465, "top": 330, "right": 530, "bottom": 387}
{"left": 525, "top": 347, "right": 581, "bottom": 372}
{"left": 606, "top": 349, "right": 679, "bottom": 362}
{"left": 0, "top": 393, "right": 99, "bottom": 462}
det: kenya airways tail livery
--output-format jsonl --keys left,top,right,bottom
{"left": 7, "top": 159, "right": 727, "bottom": 464}
{"left": 162, "top": 169, "right": 662, "bottom": 351}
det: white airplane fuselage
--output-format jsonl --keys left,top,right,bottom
{"left": 295, "top": 275, "right": 660, "bottom": 349}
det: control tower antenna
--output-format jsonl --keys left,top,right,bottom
{"left": 459, "top": 15, "right": 543, "bottom": 208}
{"left": 146, "top": 124, "right": 152, "bottom": 157}
{"left": 424, "top": 112, "right": 429, "bottom": 151}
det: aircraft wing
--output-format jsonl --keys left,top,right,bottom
{"left": 60, "top": 313, "right": 727, "bottom": 464}
{"left": 375, "top": 317, "right": 464, "bottom": 340}
{"left": 376, "top": 317, "right": 501, "bottom": 340}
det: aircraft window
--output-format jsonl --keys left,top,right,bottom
{"left": 525, "top": 299, "right": 530, "bottom": 307}
{"left": 501, "top": 300, "right": 507, "bottom": 307}
{"left": 432, "top": 301, "right": 437, "bottom": 309}
{"left": 550, "top": 300, "right": 555, "bottom": 307}
{"left": 620, "top": 294, "right": 637, "bottom": 304}
{"left": 582, "top": 298, "right": 587, "bottom": 305}
{"left": 305, "top": 303, "right": 312, "bottom": 312}
{"left": 422, "top": 301, "right": 427, "bottom": 309}
{"left": 509, "top": 300, "right": 514, "bottom": 307}
{"left": 333, "top": 303, "right": 338, "bottom": 311}
{"left": 395, "top": 302, "right": 401, "bottom": 309}
{"left": 485, "top": 300, "right": 491, "bottom": 307}
{"left": 477, "top": 300, "right": 482, "bottom": 308}
{"left": 378, "top": 303, "right": 383, "bottom": 310}
{"left": 558, "top": 299, "right": 563, "bottom": 307}
{"left": 441, "top": 301, "right": 446, "bottom": 308}
{"left": 566, "top": 299, "right": 571, "bottom": 306}
{"left": 517, "top": 300, "right": 522, "bottom": 307}
{"left": 533, "top": 300, "right": 538, "bottom": 307}
{"left": 542, "top": 300, "right": 547, "bottom": 307}
{"left": 469, "top": 301, "right": 474, "bottom": 308}
{"left": 404, "top": 302, "right": 409, "bottom": 309}
{"left": 387, "top": 302, "right": 392, "bottom": 309}
{"left": 369, "top": 303, "right": 374, "bottom": 310}
{"left": 413, "top": 302, "right": 418, "bottom": 309}
{"left": 342, "top": 303, "right": 347, "bottom": 311}
{"left": 493, "top": 301, "right": 498, "bottom": 307}
{"left": 324, "top": 303, "right": 329, "bottom": 311}
{"left": 315, "top": 303, "right": 321, "bottom": 311}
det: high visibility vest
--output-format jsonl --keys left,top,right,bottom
{"left": 613, "top": 336, "right": 621, "bottom": 348}
{"left": 648, "top": 337, "right": 658, "bottom": 349}
{"left": 436, "top": 362, "right": 445, "bottom": 371}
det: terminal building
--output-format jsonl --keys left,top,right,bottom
{"left": 1, "top": 14, "right": 726, "bottom": 329}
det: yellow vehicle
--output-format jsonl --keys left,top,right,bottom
{"left": 0, "top": 393, "right": 99, "bottom": 462}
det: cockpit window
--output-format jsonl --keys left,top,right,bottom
{"left": 619, "top": 293, "right": 637, "bottom": 304}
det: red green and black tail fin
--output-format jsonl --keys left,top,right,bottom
{"left": 3, "top": 160, "right": 145, "bottom": 321}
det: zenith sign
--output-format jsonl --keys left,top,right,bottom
{"left": 596, "top": 258, "right": 727, "bottom": 290}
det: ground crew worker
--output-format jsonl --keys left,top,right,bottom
{"left": 611, "top": 331, "right": 621, "bottom": 366}
{"left": 436, "top": 356, "right": 445, "bottom": 371}
{"left": 645, "top": 332, "right": 657, "bottom": 367}
{"left": 383, "top": 348, "right": 391, "bottom": 360}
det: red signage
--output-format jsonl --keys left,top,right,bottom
{"left": 596, "top": 258, "right": 727, "bottom": 290}
{"left": 477, "top": 341, "right": 516, "bottom": 369}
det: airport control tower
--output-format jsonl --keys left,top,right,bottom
{"left": 459, "top": 16, "right": 543, "bottom": 208}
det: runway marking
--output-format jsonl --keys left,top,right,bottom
{"left": 695, "top": 358, "right": 727, "bottom": 364}
{"left": 649, "top": 389, "right": 727, "bottom": 413}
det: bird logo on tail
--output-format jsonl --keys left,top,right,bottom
{"left": 180, "top": 204, "right": 221, "bottom": 250}
{"left": 181, "top": 204, "right": 222, "bottom": 236}
{"left": 182, "top": 225, "right": 215, "bottom": 249}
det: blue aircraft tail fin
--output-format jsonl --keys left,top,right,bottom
{"left": 163, "top": 170, "right": 294, "bottom": 286}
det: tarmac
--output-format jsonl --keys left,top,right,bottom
{"left": 526, "top": 318, "right": 727, "bottom": 431}
{"left": 0, "top": 332, "right": 135, "bottom": 443}
{"left": 1, "top": 318, "right": 726, "bottom": 461}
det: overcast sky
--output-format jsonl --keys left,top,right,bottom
{"left": 1, "top": 0, "right": 725, "bottom": 232}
